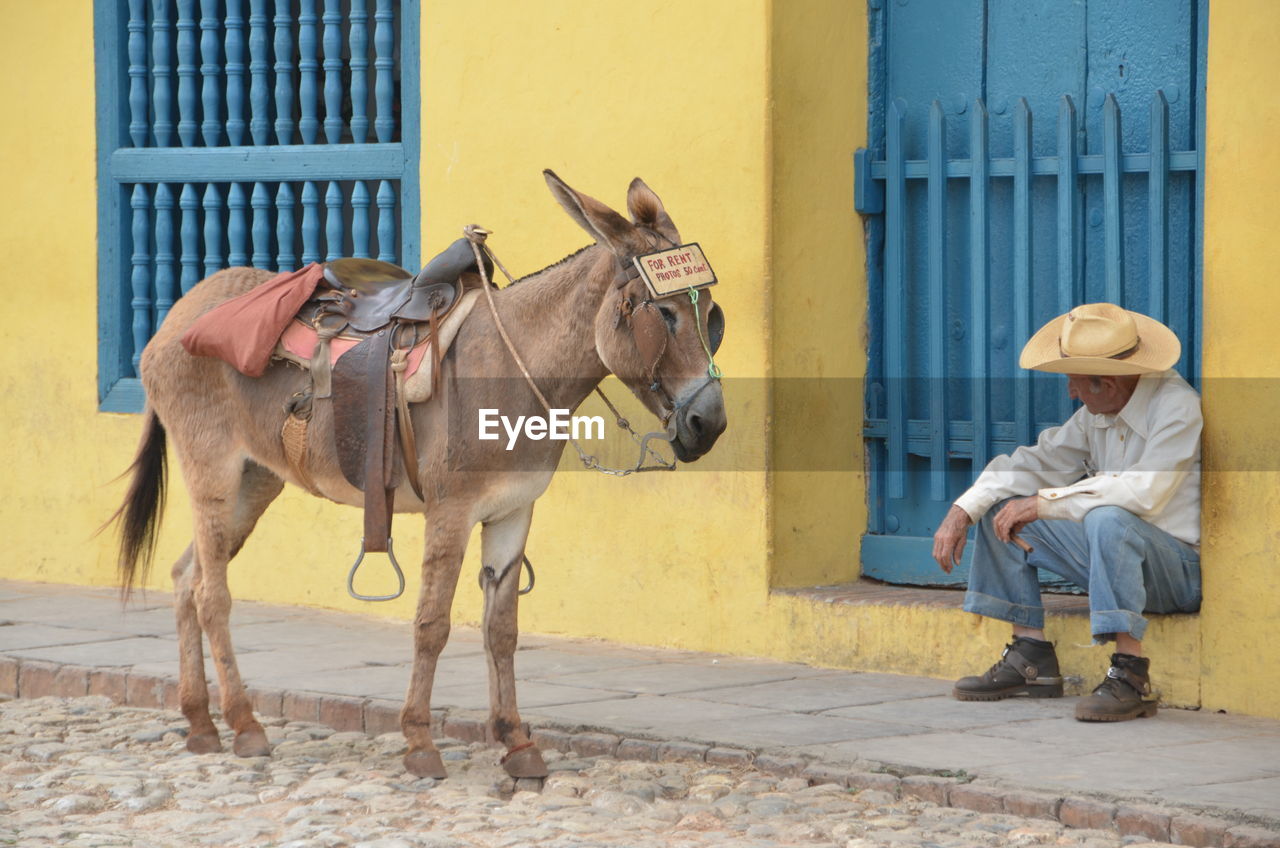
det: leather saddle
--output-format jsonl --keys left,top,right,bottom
{"left": 282, "top": 238, "right": 493, "bottom": 590}
{"left": 322, "top": 235, "right": 485, "bottom": 331}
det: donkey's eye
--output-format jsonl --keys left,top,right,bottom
{"left": 658, "top": 305, "right": 678, "bottom": 334}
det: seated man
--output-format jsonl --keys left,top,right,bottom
{"left": 932, "top": 303, "right": 1202, "bottom": 722}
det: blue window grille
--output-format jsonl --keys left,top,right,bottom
{"left": 94, "top": 0, "right": 421, "bottom": 412}
{"left": 854, "top": 0, "right": 1206, "bottom": 586}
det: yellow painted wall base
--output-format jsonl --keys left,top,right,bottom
{"left": 764, "top": 593, "right": 1201, "bottom": 710}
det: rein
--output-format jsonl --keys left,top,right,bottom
{"left": 464, "top": 225, "right": 712, "bottom": 477}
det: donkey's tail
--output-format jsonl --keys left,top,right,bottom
{"left": 101, "top": 408, "right": 168, "bottom": 600}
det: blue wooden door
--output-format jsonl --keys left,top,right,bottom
{"left": 856, "top": 0, "right": 1205, "bottom": 586}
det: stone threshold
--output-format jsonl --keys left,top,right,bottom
{"left": 2, "top": 653, "right": 1275, "bottom": 848}
{"left": 774, "top": 577, "right": 1092, "bottom": 616}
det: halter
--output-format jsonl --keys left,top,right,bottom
{"left": 464, "top": 226, "right": 722, "bottom": 476}
{"left": 612, "top": 227, "right": 724, "bottom": 427}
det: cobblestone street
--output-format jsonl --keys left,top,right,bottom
{"left": 1, "top": 696, "right": 1189, "bottom": 848}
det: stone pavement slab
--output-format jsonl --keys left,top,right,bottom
{"left": 967, "top": 708, "right": 1280, "bottom": 750}
{"left": 801, "top": 728, "right": 1086, "bottom": 772}
{"left": 427, "top": 679, "right": 631, "bottom": 711}
{"left": 659, "top": 709, "right": 925, "bottom": 749}
{"left": 543, "top": 657, "right": 835, "bottom": 696}
{"left": 260, "top": 664, "right": 423, "bottom": 700}
{"left": 2, "top": 578, "right": 1280, "bottom": 836}
{"left": 0, "top": 585, "right": 37, "bottom": 602}
{"left": 1160, "top": 775, "right": 1280, "bottom": 821}
{"left": 980, "top": 748, "right": 1279, "bottom": 793}
{"left": 47, "top": 605, "right": 187, "bottom": 637}
{"left": 503, "top": 647, "right": 667, "bottom": 679}
{"left": 223, "top": 618, "right": 410, "bottom": 649}
{"left": 229, "top": 644, "right": 410, "bottom": 680}
{"left": 679, "top": 670, "right": 949, "bottom": 712}
{"left": 823, "top": 693, "right": 1069, "bottom": 729}
{"left": 0, "top": 623, "right": 132, "bottom": 651}
{"left": 525, "top": 694, "right": 786, "bottom": 737}
{"left": 4, "top": 635, "right": 187, "bottom": 667}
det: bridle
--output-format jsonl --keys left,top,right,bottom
{"left": 463, "top": 225, "right": 723, "bottom": 475}
{"left": 611, "top": 226, "right": 724, "bottom": 428}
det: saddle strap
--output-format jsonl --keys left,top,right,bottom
{"left": 429, "top": 306, "right": 443, "bottom": 399}
{"left": 364, "top": 330, "right": 397, "bottom": 553}
{"left": 390, "top": 341, "right": 425, "bottom": 502}
{"left": 311, "top": 331, "right": 335, "bottom": 399}
{"left": 310, "top": 306, "right": 346, "bottom": 399}
{"left": 331, "top": 330, "right": 398, "bottom": 553}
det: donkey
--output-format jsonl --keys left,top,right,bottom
{"left": 110, "top": 172, "right": 727, "bottom": 780}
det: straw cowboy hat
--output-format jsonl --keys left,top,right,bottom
{"left": 1019, "top": 302, "right": 1181, "bottom": 375}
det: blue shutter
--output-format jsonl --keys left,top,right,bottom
{"left": 855, "top": 0, "right": 1206, "bottom": 586}
{"left": 94, "top": 0, "right": 421, "bottom": 412}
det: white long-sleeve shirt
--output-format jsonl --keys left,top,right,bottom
{"left": 953, "top": 370, "right": 1202, "bottom": 546}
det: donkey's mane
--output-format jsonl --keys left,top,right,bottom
{"left": 509, "top": 244, "right": 596, "bottom": 286}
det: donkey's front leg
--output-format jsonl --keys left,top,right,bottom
{"left": 480, "top": 505, "right": 547, "bottom": 779}
{"left": 401, "top": 514, "right": 469, "bottom": 779}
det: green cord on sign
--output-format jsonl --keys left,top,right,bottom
{"left": 688, "top": 288, "right": 723, "bottom": 380}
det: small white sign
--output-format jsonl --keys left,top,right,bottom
{"left": 632, "top": 243, "right": 718, "bottom": 298}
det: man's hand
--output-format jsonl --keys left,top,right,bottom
{"left": 932, "top": 505, "right": 972, "bottom": 574}
{"left": 993, "top": 496, "right": 1039, "bottom": 543}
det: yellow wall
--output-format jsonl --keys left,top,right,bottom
{"left": 0, "top": 1, "right": 133, "bottom": 588}
{"left": 2, "top": 0, "right": 1277, "bottom": 720}
{"left": 1199, "top": 0, "right": 1280, "bottom": 717}
{"left": 1, "top": 0, "right": 779, "bottom": 655}
{"left": 412, "top": 0, "right": 773, "bottom": 650}
{"left": 768, "top": 0, "right": 867, "bottom": 589}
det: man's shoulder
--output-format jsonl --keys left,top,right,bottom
{"left": 1146, "top": 370, "right": 1202, "bottom": 419}
{"left": 1150, "top": 370, "right": 1200, "bottom": 400}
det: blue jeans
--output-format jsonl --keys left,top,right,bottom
{"left": 963, "top": 501, "right": 1202, "bottom": 642}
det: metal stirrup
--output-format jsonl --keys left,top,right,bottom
{"left": 477, "top": 556, "right": 536, "bottom": 596}
{"left": 346, "top": 538, "right": 407, "bottom": 602}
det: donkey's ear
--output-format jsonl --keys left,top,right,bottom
{"left": 543, "top": 170, "right": 637, "bottom": 255}
{"left": 626, "top": 177, "right": 679, "bottom": 243}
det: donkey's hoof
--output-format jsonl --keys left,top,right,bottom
{"left": 232, "top": 728, "right": 271, "bottom": 758}
{"left": 501, "top": 744, "right": 548, "bottom": 779}
{"left": 514, "top": 777, "right": 545, "bottom": 793}
{"left": 186, "top": 733, "right": 223, "bottom": 755}
{"left": 404, "top": 750, "right": 448, "bottom": 779}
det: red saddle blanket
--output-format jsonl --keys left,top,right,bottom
{"left": 181, "top": 264, "right": 327, "bottom": 377}
{"left": 277, "top": 319, "right": 432, "bottom": 376}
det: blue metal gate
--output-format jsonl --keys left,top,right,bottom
{"left": 95, "top": 0, "right": 421, "bottom": 412}
{"left": 854, "top": 0, "right": 1206, "bottom": 586}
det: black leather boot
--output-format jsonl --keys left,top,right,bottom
{"left": 1075, "top": 653, "right": 1158, "bottom": 721}
{"left": 953, "top": 636, "right": 1063, "bottom": 701}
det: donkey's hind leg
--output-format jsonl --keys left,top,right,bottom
{"left": 184, "top": 458, "right": 284, "bottom": 757}
{"left": 479, "top": 505, "right": 547, "bottom": 779}
{"left": 172, "top": 543, "right": 221, "bottom": 753}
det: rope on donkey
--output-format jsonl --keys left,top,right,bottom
{"left": 463, "top": 225, "right": 677, "bottom": 476}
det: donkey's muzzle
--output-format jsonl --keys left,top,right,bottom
{"left": 672, "top": 379, "right": 727, "bottom": 462}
